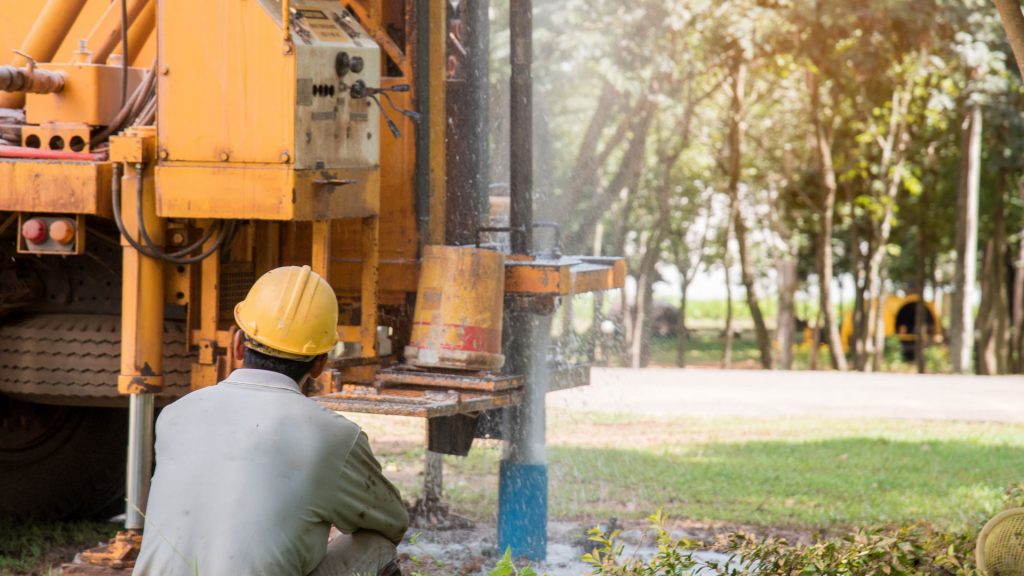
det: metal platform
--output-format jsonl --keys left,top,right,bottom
{"left": 316, "top": 387, "right": 524, "bottom": 418}
{"left": 377, "top": 365, "right": 523, "bottom": 392}
{"left": 314, "top": 361, "right": 591, "bottom": 417}
{"left": 505, "top": 255, "right": 626, "bottom": 295}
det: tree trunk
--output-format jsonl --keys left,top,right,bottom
{"left": 614, "top": 190, "right": 635, "bottom": 366}
{"left": 995, "top": 192, "right": 1010, "bottom": 374}
{"left": 677, "top": 277, "right": 690, "bottom": 367}
{"left": 728, "top": 59, "right": 772, "bottom": 369}
{"left": 951, "top": 105, "right": 982, "bottom": 374}
{"left": 807, "top": 71, "right": 848, "bottom": 371}
{"left": 558, "top": 82, "right": 620, "bottom": 223}
{"left": 977, "top": 185, "right": 1008, "bottom": 375}
{"left": 850, "top": 188, "right": 868, "bottom": 370}
{"left": 629, "top": 231, "right": 660, "bottom": 369}
{"left": 978, "top": 239, "right": 997, "bottom": 374}
{"left": 994, "top": 0, "right": 1024, "bottom": 76}
{"left": 1012, "top": 217, "right": 1024, "bottom": 374}
{"left": 871, "top": 264, "right": 889, "bottom": 371}
{"left": 857, "top": 86, "right": 910, "bottom": 371}
{"left": 914, "top": 224, "right": 927, "bottom": 374}
{"left": 776, "top": 253, "right": 798, "bottom": 370}
{"left": 590, "top": 222, "right": 604, "bottom": 362}
{"left": 722, "top": 248, "right": 735, "bottom": 369}
{"left": 565, "top": 104, "right": 654, "bottom": 251}
{"left": 809, "top": 311, "right": 823, "bottom": 371}
{"left": 852, "top": 250, "right": 870, "bottom": 370}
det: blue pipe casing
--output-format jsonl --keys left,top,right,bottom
{"left": 497, "top": 461, "right": 548, "bottom": 561}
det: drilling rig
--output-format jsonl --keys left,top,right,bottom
{"left": 0, "top": 0, "right": 623, "bottom": 569}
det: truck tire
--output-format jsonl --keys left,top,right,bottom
{"left": 0, "top": 314, "right": 192, "bottom": 519}
{"left": 0, "top": 397, "right": 127, "bottom": 519}
{"left": 0, "top": 314, "right": 192, "bottom": 405}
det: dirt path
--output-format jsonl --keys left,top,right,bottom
{"left": 549, "top": 367, "right": 1024, "bottom": 422}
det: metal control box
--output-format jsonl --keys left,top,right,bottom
{"left": 155, "top": 0, "right": 381, "bottom": 220}
{"left": 287, "top": 1, "right": 381, "bottom": 170}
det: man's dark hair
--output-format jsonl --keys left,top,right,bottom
{"left": 242, "top": 346, "right": 316, "bottom": 384}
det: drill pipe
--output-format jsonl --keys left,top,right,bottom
{"left": 0, "top": 66, "right": 65, "bottom": 94}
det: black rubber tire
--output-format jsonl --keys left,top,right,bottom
{"left": 0, "top": 314, "right": 192, "bottom": 404}
{"left": 0, "top": 396, "right": 127, "bottom": 520}
{"left": 0, "top": 314, "right": 191, "bottom": 520}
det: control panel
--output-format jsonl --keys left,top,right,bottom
{"left": 281, "top": 0, "right": 381, "bottom": 170}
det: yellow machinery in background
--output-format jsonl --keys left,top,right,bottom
{"left": 0, "top": 0, "right": 623, "bottom": 568}
{"left": 839, "top": 295, "right": 942, "bottom": 359}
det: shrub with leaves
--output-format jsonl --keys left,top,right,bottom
{"left": 583, "top": 510, "right": 731, "bottom": 575}
{"left": 717, "top": 524, "right": 980, "bottom": 576}
{"left": 583, "top": 510, "right": 984, "bottom": 576}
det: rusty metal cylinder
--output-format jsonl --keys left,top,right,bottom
{"left": 405, "top": 245, "right": 506, "bottom": 371}
{"left": 0, "top": 66, "right": 65, "bottom": 94}
{"left": 80, "top": 0, "right": 150, "bottom": 65}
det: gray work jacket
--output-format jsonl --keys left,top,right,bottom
{"left": 133, "top": 369, "right": 409, "bottom": 576}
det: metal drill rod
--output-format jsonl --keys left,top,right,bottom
{"left": 125, "top": 392, "right": 154, "bottom": 530}
{"left": 509, "top": 0, "right": 533, "bottom": 255}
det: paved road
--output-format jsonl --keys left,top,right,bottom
{"left": 548, "top": 368, "right": 1024, "bottom": 422}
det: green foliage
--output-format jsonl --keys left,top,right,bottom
{"left": 583, "top": 510, "right": 712, "bottom": 575}
{"left": 884, "top": 336, "right": 906, "bottom": 368}
{"left": 923, "top": 345, "right": 953, "bottom": 374}
{"left": 584, "top": 510, "right": 983, "bottom": 576}
{"left": 525, "top": 0, "right": 1024, "bottom": 370}
{"left": 0, "top": 518, "right": 117, "bottom": 574}
{"left": 488, "top": 548, "right": 538, "bottom": 576}
{"left": 1006, "top": 482, "right": 1024, "bottom": 508}
{"left": 717, "top": 524, "right": 980, "bottom": 576}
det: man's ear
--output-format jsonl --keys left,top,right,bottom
{"left": 309, "top": 353, "right": 328, "bottom": 378}
{"left": 233, "top": 330, "right": 246, "bottom": 366}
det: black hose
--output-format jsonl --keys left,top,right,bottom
{"left": 132, "top": 164, "right": 222, "bottom": 257}
{"left": 120, "top": 0, "right": 129, "bottom": 108}
{"left": 112, "top": 163, "right": 233, "bottom": 265}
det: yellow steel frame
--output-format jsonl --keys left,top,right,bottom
{"left": 0, "top": 159, "right": 113, "bottom": 216}
{"left": 109, "top": 127, "right": 165, "bottom": 394}
{"left": 0, "top": 0, "right": 625, "bottom": 408}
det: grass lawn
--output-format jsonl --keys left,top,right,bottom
{"left": 7, "top": 411, "right": 1023, "bottom": 574}
{"left": 647, "top": 334, "right": 762, "bottom": 366}
{"left": 364, "top": 412, "right": 1024, "bottom": 535}
{"left": 645, "top": 333, "right": 836, "bottom": 370}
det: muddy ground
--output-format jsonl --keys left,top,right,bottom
{"left": 396, "top": 519, "right": 741, "bottom": 576}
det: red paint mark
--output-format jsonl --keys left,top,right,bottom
{"left": 413, "top": 322, "right": 500, "bottom": 353}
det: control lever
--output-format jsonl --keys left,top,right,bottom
{"left": 350, "top": 81, "right": 419, "bottom": 139}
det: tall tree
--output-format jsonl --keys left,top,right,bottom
{"left": 726, "top": 56, "right": 774, "bottom": 368}
{"left": 951, "top": 104, "right": 982, "bottom": 374}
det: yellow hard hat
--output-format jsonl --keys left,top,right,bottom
{"left": 234, "top": 265, "right": 338, "bottom": 360}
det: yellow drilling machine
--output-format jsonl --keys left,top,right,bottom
{"left": 0, "top": 0, "right": 623, "bottom": 570}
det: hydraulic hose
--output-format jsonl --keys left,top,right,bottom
{"left": 111, "top": 163, "right": 234, "bottom": 265}
{"left": 132, "top": 164, "right": 222, "bottom": 257}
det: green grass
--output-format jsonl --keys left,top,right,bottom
{"left": 648, "top": 333, "right": 761, "bottom": 366}
{"left": 682, "top": 299, "right": 781, "bottom": 323}
{"left": 377, "top": 415, "right": 1024, "bottom": 534}
{"left": 10, "top": 415, "right": 1022, "bottom": 573}
{"left": 0, "top": 518, "right": 117, "bottom": 575}
{"left": 544, "top": 439, "right": 1014, "bottom": 531}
